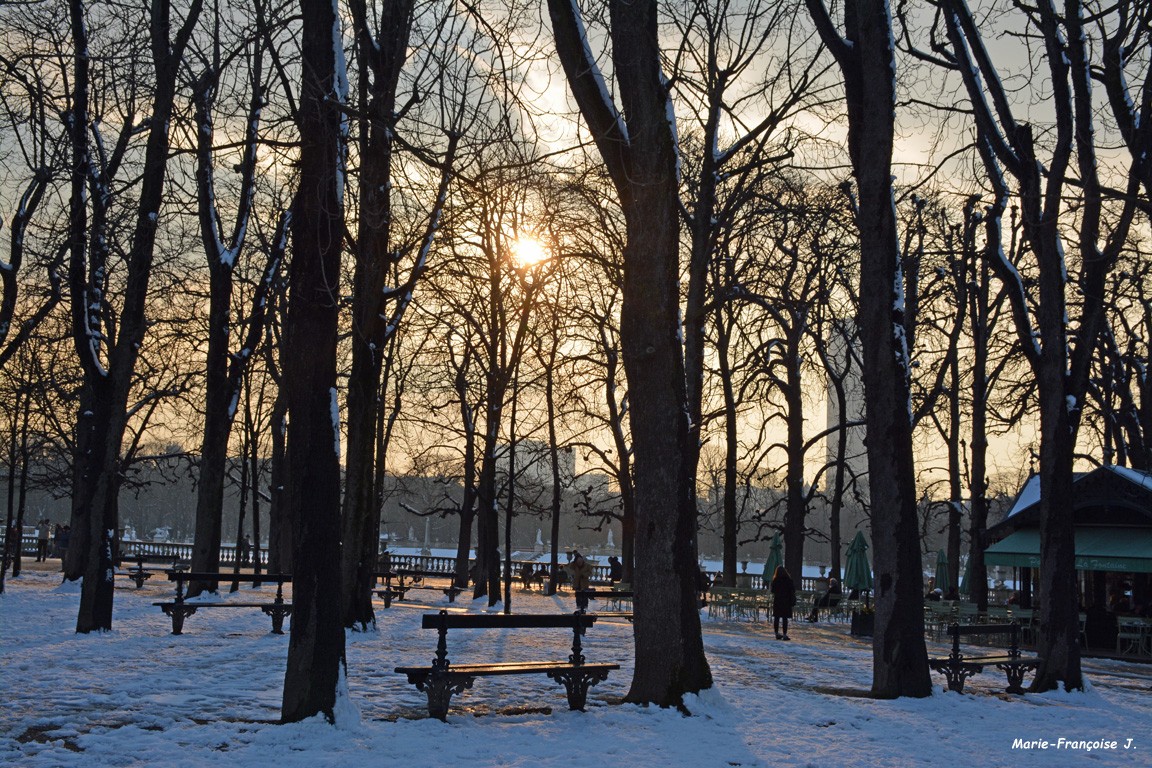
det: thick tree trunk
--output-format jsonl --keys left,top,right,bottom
{"left": 341, "top": 346, "right": 383, "bottom": 629}
{"left": 549, "top": 0, "right": 712, "bottom": 705}
{"left": 807, "top": 0, "right": 931, "bottom": 698}
{"left": 1031, "top": 379, "right": 1082, "bottom": 691}
{"left": 340, "top": 0, "right": 417, "bottom": 631}
{"left": 280, "top": 0, "right": 347, "bottom": 724}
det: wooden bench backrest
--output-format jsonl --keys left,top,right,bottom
{"left": 575, "top": 589, "right": 634, "bottom": 599}
{"left": 420, "top": 612, "right": 596, "bottom": 631}
{"left": 946, "top": 621, "right": 1022, "bottom": 657}
{"left": 948, "top": 622, "right": 1017, "bottom": 639}
{"left": 167, "top": 571, "right": 291, "bottom": 582}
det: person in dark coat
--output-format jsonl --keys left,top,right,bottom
{"left": 769, "top": 565, "right": 797, "bottom": 640}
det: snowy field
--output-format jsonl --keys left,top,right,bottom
{"left": 2, "top": 566, "right": 1149, "bottom": 767}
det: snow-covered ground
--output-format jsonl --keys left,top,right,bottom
{"left": 2, "top": 566, "right": 1148, "bottom": 767}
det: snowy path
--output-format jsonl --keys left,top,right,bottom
{"left": 2, "top": 570, "right": 1148, "bottom": 767}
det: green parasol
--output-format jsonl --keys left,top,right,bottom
{"left": 959, "top": 553, "right": 973, "bottom": 597}
{"left": 843, "top": 530, "right": 873, "bottom": 594}
{"left": 933, "top": 549, "right": 951, "bottom": 595}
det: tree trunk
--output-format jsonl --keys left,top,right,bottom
{"left": 452, "top": 363, "right": 477, "bottom": 589}
{"left": 189, "top": 264, "right": 232, "bottom": 595}
{"left": 340, "top": 0, "right": 417, "bottom": 632}
{"left": 717, "top": 309, "right": 739, "bottom": 588}
{"left": 473, "top": 407, "right": 504, "bottom": 603}
{"left": 549, "top": 0, "right": 712, "bottom": 705}
{"left": 67, "top": 0, "right": 202, "bottom": 633}
{"left": 341, "top": 341, "right": 384, "bottom": 629}
{"left": 280, "top": 0, "right": 347, "bottom": 724}
{"left": 267, "top": 387, "right": 291, "bottom": 575}
{"left": 967, "top": 220, "right": 991, "bottom": 612}
{"left": 1031, "top": 379, "right": 1082, "bottom": 691}
{"left": 782, "top": 328, "right": 808, "bottom": 583}
{"left": 806, "top": 0, "right": 931, "bottom": 698}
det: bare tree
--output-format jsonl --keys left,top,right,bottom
{"left": 280, "top": 0, "right": 346, "bottom": 724}
{"left": 805, "top": 0, "right": 932, "bottom": 698}
{"left": 187, "top": 2, "right": 283, "bottom": 595}
{"left": 669, "top": 0, "right": 829, "bottom": 588}
{"left": 934, "top": 0, "right": 1139, "bottom": 692}
{"left": 65, "top": 0, "right": 204, "bottom": 633}
{"left": 548, "top": 0, "right": 712, "bottom": 705}
{"left": 339, "top": 0, "right": 468, "bottom": 629}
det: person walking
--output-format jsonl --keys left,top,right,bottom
{"left": 35, "top": 518, "right": 51, "bottom": 562}
{"left": 608, "top": 556, "right": 623, "bottom": 584}
{"left": 769, "top": 565, "right": 797, "bottom": 641}
{"left": 567, "top": 550, "right": 593, "bottom": 591}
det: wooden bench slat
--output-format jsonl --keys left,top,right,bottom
{"left": 420, "top": 613, "right": 596, "bottom": 630}
{"left": 397, "top": 661, "right": 620, "bottom": 676}
{"left": 154, "top": 602, "right": 287, "bottom": 609}
{"left": 167, "top": 571, "right": 291, "bottom": 582}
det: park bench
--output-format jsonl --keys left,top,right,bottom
{"left": 395, "top": 610, "right": 619, "bottom": 720}
{"left": 118, "top": 555, "right": 187, "bottom": 588}
{"left": 153, "top": 570, "right": 292, "bottom": 635}
{"left": 928, "top": 621, "right": 1042, "bottom": 694}
{"left": 574, "top": 589, "right": 634, "bottom": 620}
{"left": 376, "top": 569, "right": 462, "bottom": 607}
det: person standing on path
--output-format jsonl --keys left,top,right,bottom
{"left": 35, "top": 518, "right": 51, "bottom": 562}
{"left": 769, "top": 565, "right": 797, "bottom": 641}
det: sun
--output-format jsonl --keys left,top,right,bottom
{"left": 511, "top": 236, "right": 549, "bottom": 268}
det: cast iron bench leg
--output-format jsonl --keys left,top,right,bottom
{"left": 997, "top": 662, "right": 1031, "bottom": 694}
{"left": 416, "top": 674, "right": 474, "bottom": 721}
{"left": 933, "top": 661, "right": 982, "bottom": 693}
{"left": 548, "top": 667, "right": 610, "bottom": 711}
{"left": 163, "top": 604, "right": 197, "bottom": 635}
{"left": 262, "top": 605, "right": 291, "bottom": 634}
